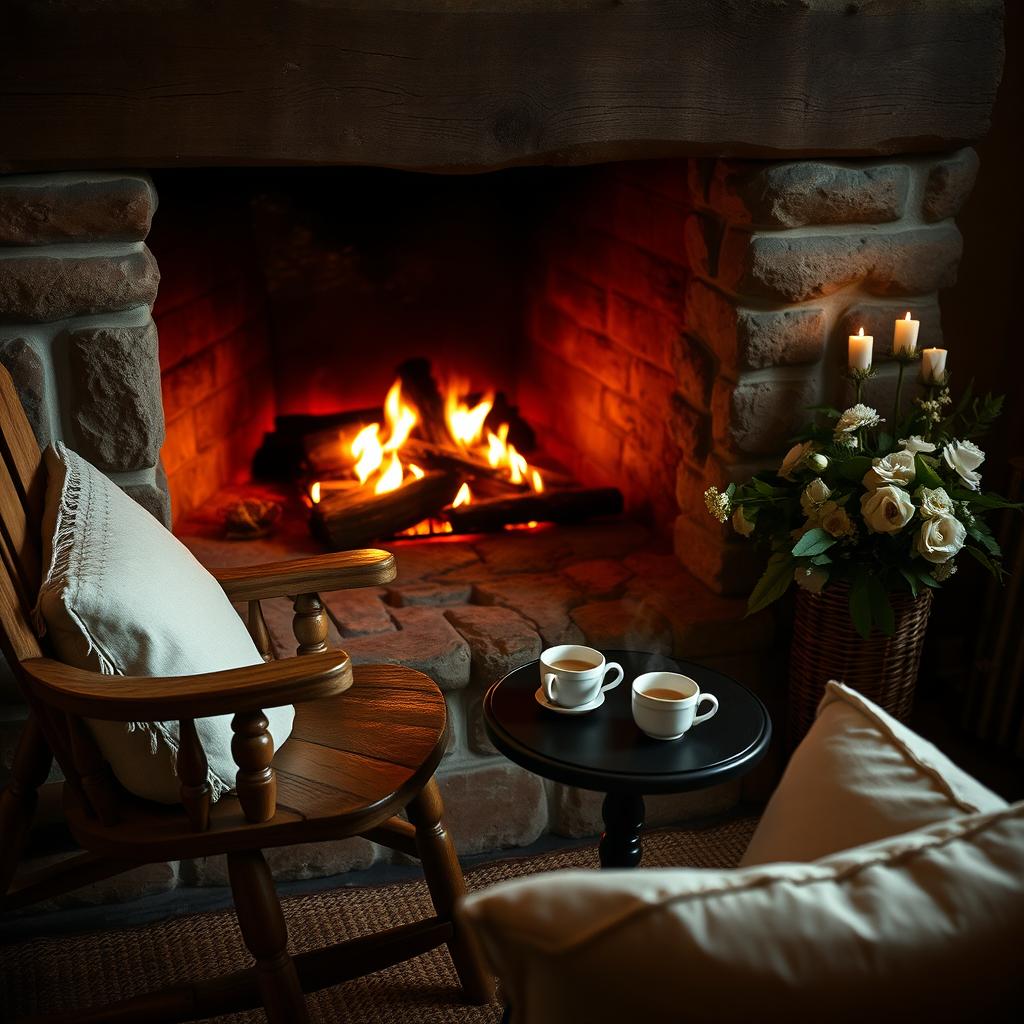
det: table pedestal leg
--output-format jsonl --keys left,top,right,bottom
{"left": 599, "top": 792, "right": 644, "bottom": 868}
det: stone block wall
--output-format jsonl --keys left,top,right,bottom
{"left": 0, "top": 171, "right": 169, "bottom": 522}
{"left": 521, "top": 150, "right": 978, "bottom": 595}
{"left": 150, "top": 184, "right": 276, "bottom": 523}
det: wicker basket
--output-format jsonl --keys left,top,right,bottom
{"left": 788, "top": 583, "right": 933, "bottom": 746}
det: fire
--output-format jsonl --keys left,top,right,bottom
{"left": 337, "top": 374, "right": 545, "bottom": 508}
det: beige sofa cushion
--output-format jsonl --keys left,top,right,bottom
{"left": 461, "top": 802, "right": 1024, "bottom": 1024}
{"left": 740, "top": 680, "right": 1006, "bottom": 865}
{"left": 36, "top": 442, "right": 293, "bottom": 804}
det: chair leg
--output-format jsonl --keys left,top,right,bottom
{"left": 407, "top": 777, "right": 495, "bottom": 1005}
{"left": 0, "top": 717, "right": 52, "bottom": 901}
{"left": 227, "top": 848, "right": 310, "bottom": 1024}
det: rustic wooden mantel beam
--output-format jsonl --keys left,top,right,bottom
{"left": 0, "top": 0, "right": 1004, "bottom": 172}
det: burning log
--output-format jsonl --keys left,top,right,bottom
{"left": 444, "top": 487, "right": 624, "bottom": 532}
{"left": 312, "top": 470, "right": 460, "bottom": 550}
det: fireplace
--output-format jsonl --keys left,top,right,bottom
{"left": 0, "top": 0, "right": 1005, "bottom": 895}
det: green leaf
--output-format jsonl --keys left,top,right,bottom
{"left": 810, "top": 553, "right": 833, "bottom": 566}
{"left": 752, "top": 477, "right": 783, "bottom": 498}
{"left": 963, "top": 491, "right": 1023, "bottom": 511}
{"left": 967, "top": 522, "right": 1002, "bottom": 557}
{"left": 746, "top": 552, "right": 796, "bottom": 617}
{"left": 899, "top": 567, "right": 920, "bottom": 598}
{"left": 914, "top": 454, "right": 944, "bottom": 490}
{"left": 838, "top": 456, "right": 873, "bottom": 483}
{"left": 867, "top": 575, "right": 895, "bottom": 636}
{"left": 792, "top": 527, "right": 836, "bottom": 558}
{"left": 917, "top": 571, "right": 942, "bottom": 589}
{"left": 725, "top": 482, "right": 736, "bottom": 499}
{"left": 805, "top": 405, "right": 842, "bottom": 419}
{"left": 849, "top": 571, "right": 873, "bottom": 640}
{"left": 964, "top": 545, "right": 998, "bottom": 577}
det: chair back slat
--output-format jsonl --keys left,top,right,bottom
{"left": 0, "top": 365, "right": 46, "bottom": 668}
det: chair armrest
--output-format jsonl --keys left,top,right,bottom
{"left": 20, "top": 650, "right": 352, "bottom": 721}
{"left": 211, "top": 549, "right": 397, "bottom": 602}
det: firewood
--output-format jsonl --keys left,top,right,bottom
{"left": 311, "top": 470, "right": 460, "bottom": 549}
{"left": 444, "top": 487, "right": 623, "bottom": 532}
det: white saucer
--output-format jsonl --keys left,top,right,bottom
{"left": 534, "top": 687, "right": 605, "bottom": 716}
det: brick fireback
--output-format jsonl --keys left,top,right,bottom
{"left": 0, "top": 151, "right": 978, "bottom": 594}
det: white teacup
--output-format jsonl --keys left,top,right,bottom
{"left": 631, "top": 672, "right": 719, "bottom": 740}
{"left": 540, "top": 645, "right": 624, "bottom": 709}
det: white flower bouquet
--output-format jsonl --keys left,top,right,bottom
{"left": 705, "top": 382, "right": 1019, "bottom": 638}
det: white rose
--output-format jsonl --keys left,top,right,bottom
{"left": 914, "top": 513, "right": 966, "bottom": 564}
{"left": 900, "top": 435, "right": 936, "bottom": 455}
{"left": 915, "top": 486, "right": 954, "bottom": 520}
{"left": 794, "top": 567, "right": 828, "bottom": 594}
{"left": 942, "top": 439, "right": 985, "bottom": 491}
{"left": 862, "top": 450, "right": 916, "bottom": 490}
{"left": 860, "top": 484, "right": 916, "bottom": 534}
{"left": 834, "top": 404, "right": 882, "bottom": 438}
{"left": 732, "top": 506, "right": 755, "bottom": 537}
{"left": 800, "top": 477, "right": 832, "bottom": 517}
{"left": 820, "top": 501, "right": 855, "bottom": 539}
{"left": 779, "top": 441, "right": 815, "bottom": 481}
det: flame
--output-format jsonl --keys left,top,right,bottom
{"left": 446, "top": 386, "right": 494, "bottom": 447}
{"left": 858, "top": 327, "right": 865, "bottom": 337}
{"left": 383, "top": 380, "right": 417, "bottom": 451}
{"left": 452, "top": 482, "right": 472, "bottom": 507}
{"left": 408, "top": 463, "right": 426, "bottom": 479}
{"left": 507, "top": 444, "right": 527, "bottom": 485}
{"left": 531, "top": 469, "right": 544, "bottom": 493}
{"left": 352, "top": 423, "right": 383, "bottom": 483}
{"left": 375, "top": 452, "right": 404, "bottom": 494}
{"left": 905, "top": 311, "right": 912, "bottom": 321}
{"left": 310, "top": 481, "right": 321, "bottom": 504}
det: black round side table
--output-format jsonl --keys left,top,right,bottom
{"left": 483, "top": 650, "right": 771, "bottom": 868}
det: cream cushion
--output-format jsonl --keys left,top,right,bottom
{"left": 461, "top": 802, "right": 1024, "bottom": 1023}
{"left": 740, "top": 680, "right": 1007, "bottom": 865}
{"left": 35, "top": 442, "right": 293, "bottom": 804}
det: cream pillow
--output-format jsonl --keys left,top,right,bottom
{"left": 36, "top": 442, "right": 293, "bottom": 804}
{"left": 461, "top": 803, "right": 1024, "bottom": 1023}
{"left": 739, "top": 680, "right": 1006, "bottom": 865}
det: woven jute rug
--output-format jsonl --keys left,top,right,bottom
{"left": 1, "top": 817, "right": 757, "bottom": 1023}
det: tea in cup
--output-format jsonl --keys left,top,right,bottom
{"left": 631, "top": 672, "right": 718, "bottom": 740}
{"left": 540, "top": 645, "right": 624, "bottom": 709}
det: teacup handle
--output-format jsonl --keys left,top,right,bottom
{"left": 543, "top": 673, "right": 560, "bottom": 703}
{"left": 693, "top": 693, "right": 719, "bottom": 725}
{"left": 600, "top": 662, "right": 624, "bottom": 693}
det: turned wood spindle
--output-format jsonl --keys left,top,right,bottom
{"left": 248, "top": 599, "right": 274, "bottom": 661}
{"left": 292, "top": 592, "right": 328, "bottom": 656}
{"left": 177, "top": 718, "right": 211, "bottom": 832}
{"left": 232, "top": 710, "right": 276, "bottom": 823}
{"left": 0, "top": 718, "right": 53, "bottom": 898}
{"left": 66, "top": 714, "right": 119, "bottom": 826}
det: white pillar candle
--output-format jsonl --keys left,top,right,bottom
{"left": 848, "top": 327, "right": 873, "bottom": 370}
{"left": 921, "top": 348, "right": 948, "bottom": 383}
{"left": 893, "top": 311, "right": 920, "bottom": 355}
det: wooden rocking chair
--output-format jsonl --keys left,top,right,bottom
{"left": 0, "top": 365, "right": 493, "bottom": 1022}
